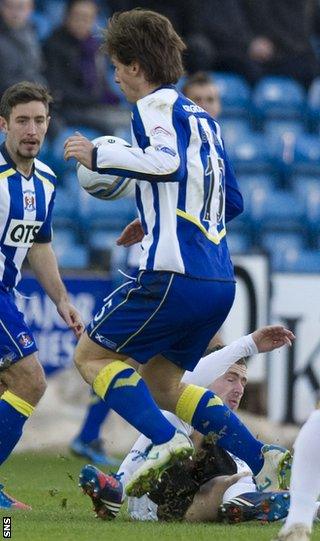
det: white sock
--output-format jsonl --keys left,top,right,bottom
{"left": 117, "top": 410, "right": 192, "bottom": 490}
{"left": 117, "top": 432, "right": 151, "bottom": 490}
{"left": 284, "top": 409, "right": 320, "bottom": 531}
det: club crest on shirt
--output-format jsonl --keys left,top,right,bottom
{"left": 23, "top": 190, "right": 36, "bottom": 212}
{"left": 17, "top": 332, "right": 34, "bottom": 348}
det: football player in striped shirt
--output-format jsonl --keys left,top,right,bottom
{"left": 64, "top": 9, "right": 291, "bottom": 500}
{"left": 0, "top": 81, "right": 84, "bottom": 509}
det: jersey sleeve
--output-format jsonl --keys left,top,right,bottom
{"left": 33, "top": 190, "right": 55, "bottom": 243}
{"left": 92, "top": 93, "right": 186, "bottom": 182}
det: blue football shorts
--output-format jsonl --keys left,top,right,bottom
{"left": 0, "top": 284, "right": 37, "bottom": 371}
{"left": 88, "top": 271, "right": 235, "bottom": 371}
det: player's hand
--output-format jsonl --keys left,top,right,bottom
{"left": 252, "top": 325, "right": 295, "bottom": 353}
{"left": 56, "top": 300, "right": 85, "bottom": 339}
{"left": 64, "top": 131, "right": 94, "bottom": 168}
{"left": 116, "top": 218, "right": 144, "bottom": 247}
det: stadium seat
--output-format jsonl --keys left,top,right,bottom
{"left": 237, "top": 173, "right": 276, "bottom": 198}
{"left": 51, "top": 126, "right": 103, "bottom": 176}
{"left": 52, "top": 187, "right": 79, "bottom": 229}
{"left": 260, "top": 231, "right": 306, "bottom": 272}
{"left": 226, "top": 231, "right": 251, "bottom": 254}
{"left": 52, "top": 229, "right": 82, "bottom": 265}
{"left": 273, "top": 249, "right": 320, "bottom": 273}
{"left": 227, "top": 132, "right": 273, "bottom": 175}
{"left": 261, "top": 231, "right": 306, "bottom": 254}
{"left": 307, "top": 77, "right": 320, "bottom": 129}
{"left": 79, "top": 191, "right": 136, "bottom": 232}
{"left": 248, "top": 190, "right": 305, "bottom": 232}
{"left": 252, "top": 77, "right": 306, "bottom": 122}
{"left": 211, "top": 72, "right": 251, "bottom": 117}
{"left": 290, "top": 133, "right": 320, "bottom": 177}
{"left": 88, "top": 229, "right": 128, "bottom": 273}
{"left": 31, "top": 10, "right": 55, "bottom": 41}
{"left": 56, "top": 244, "right": 89, "bottom": 269}
{"left": 264, "top": 119, "right": 305, "bottom": 144}
{"left": 219, "top": 117, "right": 252, "bottom": 149}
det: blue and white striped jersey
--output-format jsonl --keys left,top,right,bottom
{"left": 0, "top": 143, "right": 56, "bottom": 288}
{"left": 92, "top": 86, "right": 243, "bottom": 280}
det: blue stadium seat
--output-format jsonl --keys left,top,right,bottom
{"left": 31, "top": 10, "right": 55, "bottom": 40}
{"left": 79, "top": 191, "right": 136, "bottom": 232}
{"left": 252, "top": 77, "right": 306, "bottom": 121}
{"left": 237, "top": 173, "right": 276, "bottom": 198}
{"left": 290, "top": 134, "right": 320, "bottom": 177}
{"left": 264, "top": 119, "right": 305, "bottom": 143}
{"left": 261, "top": 231, "right": 305, "bottom": 254}
{"left": 248, "top": 190, "right": 305, "bottom": 232}
{"left": 307, "top": 77, "right": 320, "bottom": 129}
{"left": 51, "top": 126, "right": 103, "bottom": 176}
{"left": 37, "top": 0, "right": 66, "bottom": 27}
{"left": 227, "top": 133, "right": 273, "bottom": 175}
{"left": 56, "top": 244, "right": 89, "bottom": 269}
{"left": 212, "top": 72, "right": 251, "bottom": 117}
{"left": 226, "top": 231, "right": 250, "bottom": 254}
{"left": 219, "top": 118, "right": 252, "bottom": 148}
{"left": 273, "top": 249, "right": 320, "bottom": 273}
{"left": 88, "top": 229, "right": 129, "bottom": 274}
{"left": 52, "top": 187, "right": 79, "bottom": 229}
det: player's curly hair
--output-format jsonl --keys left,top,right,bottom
{"left": 0, "top": 81, "right": 52, "bottom": 120}
{"left": 103, "top": 8, "right": 186, "bottom": 85}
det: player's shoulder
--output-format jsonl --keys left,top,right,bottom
{"left": 138, "top": 86, "right": 179, "bottom": 115}
{"left": 34, "top": 158, "right": 57, "bottom": 190}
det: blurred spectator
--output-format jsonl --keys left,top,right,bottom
{"left": 182, "top": 0, "right": 319, "bottom": 88}
{"left": 241, "top": 0, "right": 319, "bottom": 88}
{"left": 43, "top": 0, "right": 119, "bottom": 135}
{"left": 182, "top": 71, "right": 221, "bottom": 118}
{"left": 0, "top": 0, "right": 46, "bottom": 96}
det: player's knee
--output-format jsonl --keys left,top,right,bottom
{"left": 2, "top": 356, "right": 47, "bottom": 405}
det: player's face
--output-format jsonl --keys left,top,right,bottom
{"left": 112, "top": 58, "right": 139, "bottom": 103}
{"left": 1, "top": 101, "right": 49, "bottom": 161}
{"left": 210, "top": 364, "right": 247, "bottom": 411}
{"left": 186, "top": 83, "right": 221, "bottom": 118}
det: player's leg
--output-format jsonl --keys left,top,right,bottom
{"left": 0, "top": 353, "right": 45, "bottom": 510}
{"left": 70, "top": 391, "right": 119, "bottom": 466}
{"left": 272, "top": 409, "right": 320, "bottom": 541}
{"left": 0, "top": 353, "right": 46, "bottom": 465}
{"left": 135, "top": 354, "right": 291, "bottom": 495}
{"left": 74, "top": 333, "right": 190, "bottom": 450}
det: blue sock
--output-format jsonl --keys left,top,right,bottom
{"left": 0, "top": 392, "right": 34, "bottom": 466}
{"left": 176, "top": 385, "right": 264, "bottom": 474}
{"left": 93, "top": 361, "right": 176, "bottom": 445}
{"left": 77, "top": 391, "right": 110, "bottom": 444}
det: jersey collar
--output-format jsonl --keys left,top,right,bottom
{"left": 0, "top": 142, "right": 35, "bottom": 180}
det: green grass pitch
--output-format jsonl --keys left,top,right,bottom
{"left": 1, "top": 452, "right": 319, "bottom": 541}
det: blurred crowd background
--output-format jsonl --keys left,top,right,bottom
{"left": 2, "top": 0, "right": 320, "bottom": 275}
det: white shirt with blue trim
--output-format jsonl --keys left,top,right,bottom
{"left": 0, "top": 143, "right": 56, "bottom": 288}
{"left": 93, "top": 86, "right": 243, "bottom": 280}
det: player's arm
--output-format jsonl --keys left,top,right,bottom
{"left": 182, "top": 325, "right": 295, "bottom": 387}
{"left": 27, "top": 242, "right": 84, "bottom": 338}
{"left": 64, "top": 102, "right": 186, "bottom": 182}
